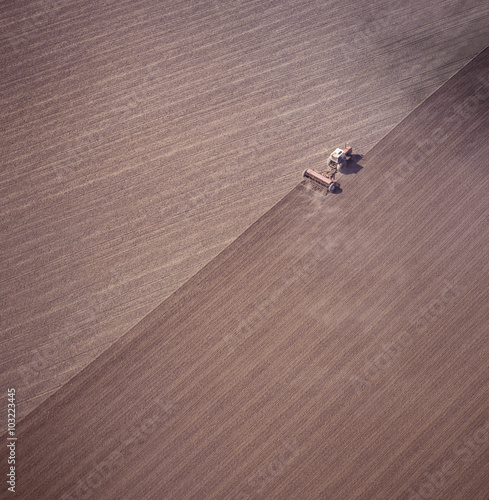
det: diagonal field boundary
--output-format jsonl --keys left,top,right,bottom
{"left": 5, "top": 46, "right": 489, "bottom": 499}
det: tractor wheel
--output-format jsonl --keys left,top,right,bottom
{"left": 328, "top": 183, "right": 337, "bottom": 193}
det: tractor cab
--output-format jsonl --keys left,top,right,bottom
{"left": 327, "top": 146, "right": 352, "bottom": 169}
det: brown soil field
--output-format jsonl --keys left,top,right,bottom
{"left": 5, "top": 45, "right": 488, "bottom": 499}
{"left": 2, "top": 0, "right": 489, "bottom": 421}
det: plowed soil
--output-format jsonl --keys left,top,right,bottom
{"left": 9, "top": 45, "right": 489, "bottom": 499}
{"left": 2, "top": 0, "right": 489, "bottom": 421}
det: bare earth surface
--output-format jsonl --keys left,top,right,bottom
{"left": 2, "top": 0, "right": 489, "bottom": 420}
{"left": 6, "top": 46, "right": 489, "bottom": 499}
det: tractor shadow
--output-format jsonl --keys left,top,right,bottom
{"left": 341, "top": 154, "right": 363, "bottom": 175}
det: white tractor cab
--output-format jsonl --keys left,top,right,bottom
{"left": 327, "top": 146, "right": 352, "bottom": 171}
